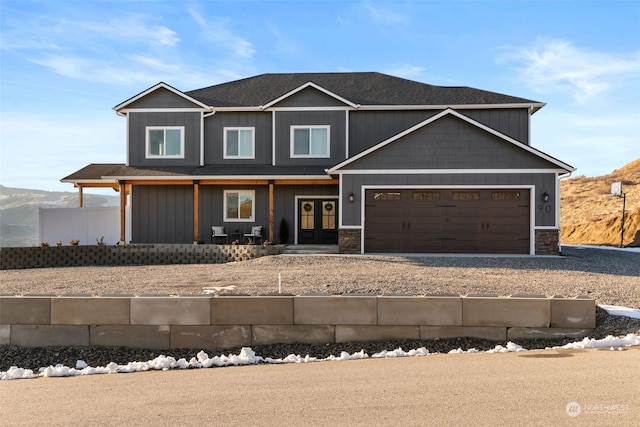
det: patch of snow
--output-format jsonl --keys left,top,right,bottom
{"left": 599, "top": 304, "right": 640, "bottom": 319}
{"left": 563, "top": 244, "right": 640, "bottom": 253}
{"left": 202, "top": 285, "right": 237, "bottom": 294}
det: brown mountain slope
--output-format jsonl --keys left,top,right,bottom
{"left": 561, "top": 158, "right": 640, "bottom": 247}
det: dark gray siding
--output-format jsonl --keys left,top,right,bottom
{"left": 340, "top": 173, "right": 557, "bottom": 227}
{"left": 349, "top": 110, "right": 439, "bottom": 155}
{"left": 461, "top": 109, "right": 530, "bottom": 144}
{"left": 198, "top": 185, "right": 269, "bottom": 242}
{"left": 128, "top": 112, "right": 201, "bottom": 167}
{"left": 203, "top": 112, "right": 272, "bottom": 165}
{"left": 274, "top": 111, "right": 346, "bottom": 166}
{"left": 132, "top": 185, "right": 194, "bottom": 243}
{"left": 127, "top": 87, "right": 203, "bottom": 109}
{"left": 272, "top": 87, "right": 349, "bottom": 108}
{"left": 345, "top": 115, "right": 554, "bottom": 170}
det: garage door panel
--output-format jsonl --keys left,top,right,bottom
{"left": 364, "top": 188, "right": 530, "bottom": 254}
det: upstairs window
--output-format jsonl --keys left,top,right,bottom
{"left": 224, "top": 127, "right": 255, "bottom": 159}
{"left": 291, "top": 126, "right": 329, "bottom": 158}
{"left": 146, "top": 127, "right": 184, "bottom": 158}
{"left": 224, "top": 190, "right": 255, "bottom": 222}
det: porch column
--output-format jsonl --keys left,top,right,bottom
{"left": 268, "top": 180, "right": 274, "bottom": 242}
{"left": 193, "top": 180, "right": 200, "bottom": 243}
{"left": 78, "top": 184, "right": 84, "bottom": 208}
{"left": 119, "top": 180, "right": 127, "bottom": 244}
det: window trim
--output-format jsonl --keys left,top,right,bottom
{"left": 290, "top": 125, "right": 330, "bottom": 158}
{"left": 223, "top": 127, "right": 255, "bottom": 159}
{"left": 223, "top": 190, "right": 255, "bottom": 222}
{"left": 145, "top": 126, "right": 185, "bottom": 159}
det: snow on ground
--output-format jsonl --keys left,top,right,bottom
{"left": 562, "top": 244, "right": 640, "bottom": 253}
{"left": 2, "top": 327, "right": 639, "bottom": 381}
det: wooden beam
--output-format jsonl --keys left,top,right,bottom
{"left": 119, "top": 181, "right": 127, "bottom": 244}
{"left": 274, "top": 179, "right": 339, "bottom": 185}
{"left": 78, "top": 185, "right": 84, "bottom": 208}
{"left": 193, "top": 181, "right": 200, "bottom": 243}
{"left": 269, "top": 180, "right": 274, "bottom": 242}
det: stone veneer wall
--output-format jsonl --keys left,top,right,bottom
{"left": 0, "top": 244, "right": 283, "bottom": 270}
{"left": 0, "top": 294, "right": 595, "bottom": 349}
{"left": 338, "top": 230, "right": 361, "bottom": 254}
{"left": 535, "top": 229, "right": 560, "bottom": 255}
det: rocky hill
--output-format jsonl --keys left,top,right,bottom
{"left": 560, "top": 158, "right": 640, "bottom": 247}
{"left": 0, "top": 185, "right": 118, "bottom": 247}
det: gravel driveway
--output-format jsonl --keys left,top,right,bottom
{"left": 1, "top": 246, "right": 638, "bottom": 308}
{"left": 2, "top": 246, "right": 639, "bottom": 372}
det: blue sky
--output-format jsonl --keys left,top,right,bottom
{"left": 1, "top": 0, "right": 638, "bottom": 193}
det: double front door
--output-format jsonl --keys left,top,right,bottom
{"left": 298, "top": 198, "right": 338, "bottom": 244}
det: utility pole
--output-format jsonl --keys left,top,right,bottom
{"left": 611, "top": 182, "right": 626, "bottom": 247}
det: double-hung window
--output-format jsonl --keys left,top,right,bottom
{"left": 146, "top": 126, "right": 184, "bottom": 158}
{"left": 291, "top": 125, "right": 330, "bottom": 158}
{"left": 224, "top": 190, "right": 255, "bottom": 221}
{"left": 224, "top": 127, "right": 255, "bottom": 159}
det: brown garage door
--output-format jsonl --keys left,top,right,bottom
{"left": 364, "top": 189, "right": 530, "bottom": 254}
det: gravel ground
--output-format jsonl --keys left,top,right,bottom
{"left": 1, "top": 246, "right": 639, "bottom": 372}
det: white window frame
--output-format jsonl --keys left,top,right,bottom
{"left": 223, "top": 127, "right": 255, "bottom": 159}
{"left": 223, "top": 190, "right": 255, "bottom": 222}
{"left": 290, "top": 125, "right": 330, "bottom": 158}
{"left": 145, "top": 126, "right": 185, "bottom": 159}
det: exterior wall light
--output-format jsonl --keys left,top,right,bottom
{"left": 349, "top": 192, "right": 355, "bottom": 203}
{"left": 542, "top": 192, "right": 550, "bottom": 203}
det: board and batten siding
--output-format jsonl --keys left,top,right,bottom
{"left": 128, "top": 111, "right": 201, "bottom": 167}
{"left": 203, "top": 112, "right": 272, "bottom": 165}
{"left": 459, "top": 109, "right": 530, "bottom": 145}
{"left": 132, "top": 185, "right": 194, "bottom": 244}
{"left": 340, "top": 173, "right": 557, "bottom": 228}
{"left": 272, "top": 86, "right": 350, "bottom": 108}
{"left": 274, "top": 110, "right": 347, "bottom": 166}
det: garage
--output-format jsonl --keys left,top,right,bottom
{"left": 364, "top": 189, "right": 530, "bottom": 254}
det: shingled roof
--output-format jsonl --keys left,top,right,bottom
{"left": 185, "top": 72, "right": 542, "bottom": 109}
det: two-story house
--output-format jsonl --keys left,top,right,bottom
{"left": 62, "top": 72, "right": 574, "bottom": 254}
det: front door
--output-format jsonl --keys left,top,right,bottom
{"left": 298, "top": 199, "right": 338, "bottom": 244}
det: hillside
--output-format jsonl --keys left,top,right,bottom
{"left": 0, "top": 185, "right": 118, "bottom": 247}
{"left": 560, "top": 158, "right": 640, "bottom": 247}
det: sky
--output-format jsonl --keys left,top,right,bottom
{"left": 1, "top": 0, "right": 639, "bottom": 194}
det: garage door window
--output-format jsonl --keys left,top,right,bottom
{"left": 373, "top": 192, "right": 401, "bottom": 200}
{"left": 413, "top": 191, "right": 440, "bottom": 201}
{"left": 452, "top": 191, "right": 480, "bottom": 201}
{"left": 492, "top": 191, "right": 521, "bottom": 201}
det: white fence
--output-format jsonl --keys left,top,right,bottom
{"left": 39, "top": 206, "right": 128, "bottom": 246}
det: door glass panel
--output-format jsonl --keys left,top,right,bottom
{"left": 301, "top": 201, "right": 314, "bottom": 229}
{"left": 452, "top": 191, "right": 480, "bottom": 201}
{"left": 322, "top": 201, "right": 336, "bottom": 229}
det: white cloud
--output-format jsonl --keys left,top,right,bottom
{"left": 385, "top": 64, "right": 425, "bottom": 79}
{"left": 361, "top": 1, "right": 408, "bottom": 25}
{"left": 501, "top": 38, "right": 640, "bottom": 102}
{"left": 187, "top": 7, "right": 256, "bottom": 58}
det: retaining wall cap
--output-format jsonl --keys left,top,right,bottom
{"left": 60, "top": 294, "right": 93, "bottom": 297}
{"left": 509, "top": 294, "right": 548, "bottom": 298}
{"left": 465, "top": 294, "right": 499, "bottom": 298}
{"left": 101, "top": 294, "right": 135, "bottom": 297}
{"left": 23, "top": 294, "right": 58, "bottom": 297}
{"left": 299, "top": 292, "right": 331, "bottom": 296}
{"left": 341, "top": 292, "right": 377, "bottom": 296}
{"left": 426, "top": 293, "right": 461, "bottom": 297}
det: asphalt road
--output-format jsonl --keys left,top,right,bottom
{"left": 1, "top": 347, "right": 638, "bottom": 426}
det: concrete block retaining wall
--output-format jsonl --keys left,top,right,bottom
{"left": 0, "top": 295, "right": 595, "bottom": 349}
{"left": 0, "top": 244, "right": 283, "bottom": 270}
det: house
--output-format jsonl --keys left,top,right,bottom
{"left": 62, "top": 72, "right": 574, "bottom": 255}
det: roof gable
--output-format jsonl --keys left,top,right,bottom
{"left": 114, "top": 82, "right": 210, "bottom": 111}
{"left": 328, "top": 109, "right": 575, "bottom": 173}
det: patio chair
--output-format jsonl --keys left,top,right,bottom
{"left": 243, "top": 226, "right": 263, "bottom": 244}
{"left": 211, "top": 226, "right": 229, "bottom": 244}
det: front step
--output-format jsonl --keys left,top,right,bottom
{"left": 282, "top": 245, "right": 339, "bottom": 255}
